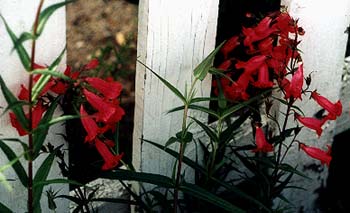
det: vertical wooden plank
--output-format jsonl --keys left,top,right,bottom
{"left": 279, "top": 1, "right": 350, "bottom": 211}
{"left": 0, "top": 0, "right": 68, "bottom": 212}
{"left": 133, "top": 0, "right": 219, "bottom": 177}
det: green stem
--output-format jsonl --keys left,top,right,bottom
{"left": 173, "top": 78, "right": 198, "bottom": 213}
{"left": 28, "top": 1, "right": 44, "bottom": 212}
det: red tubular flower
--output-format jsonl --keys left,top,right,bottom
{"left": 85, "top": 77, "right": 123, "bottom": 100}
{"left": 80, "top": 105, "right": 99, "bottom": 143}
{"left": 10, "top": 103, "right": 46, "bottom": 136}
{"left": 295, "top": 113, "right": 327, "bottom": 137}
{"left": 84, "top": 59, "right": 99, "bottom": 70}
{"left": 258, "top": 37, "right": 274, "bottom": 54}
{"left": 243, "top": 17, "right": 277, "bottom": 50}
{"left": 286, "top": 64, "right": 304, "bottom": 100}
{"left": 95, "top": 138, "right": 124, "bottom": 170}
{"left": 18, "top": 85, "right": 29, "bottom": 100}
{"left": 311, "top": 91, "right": 342, "bottom": 120}
{"left": 299, "top": 143, "right": 332, "bottom": 166}
{"left": 221, "top": 36, "right": 240, "bottom": 59}
{"left": 252, "top": 63, "right": 274, "bottom": 88}
{"left": 83, "top": 89, "right": 117, "bottom": 123}
{"left": 217, "top": 60, "right": 232, "bottom": 70}
{"left": 236, "top": 55, "right": 266, "bottom": 74}
{"left": 252, "top": 126, "right": 273, "bottom": 153}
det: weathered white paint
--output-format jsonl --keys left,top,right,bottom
{"left": 279, "top": 0, "right": 350, "bottom": 211}
{"left": 0, "top": 0, "right": 68, "bottom": 212}
{"left": 133, "top": 0, "right": 219, "bottom": 177}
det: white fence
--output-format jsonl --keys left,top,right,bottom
{"left": 0, "top": 0, "right": 68, "bottom": 212}
{"left": 133, "top": 0, "right": 350, "bottom": 211}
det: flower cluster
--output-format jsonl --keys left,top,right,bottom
{"left": 215, "top": 12, "right": 342, "bottom": 166}
{"left": 10, "top": 59, "right": 125, "bottom": 170}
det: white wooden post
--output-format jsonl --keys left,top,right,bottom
{"left": 280, "top": 0, "right": 350, "bottom": 211}
{"left": 133, "top": 0, "right": 219, "bottom": 176}
{"left": 0, "top": 0, "right": 68, "bottom": 212}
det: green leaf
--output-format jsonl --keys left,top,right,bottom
{"left": 220, "top": 112, "right": 250, "bottom": 145}
{"left": 164, "top": 137, "right": 179, "bottom": 148}
{"left": 0, "top": 140, "right": 28, "bottom": 187}
{"left": 13, "top": 32, "right": 35, "bottom": 53}
{"left": 31, "top": 69, "right": 71, "bottom": 81}
{"left": 180, "top": 182, "right": 244, "bottom": 213}
{"left": 100, "top": 169, "right": 174, "bottom": 188}
{"left": 0, "top": 100, "right": 29, "bottom": 117}
{"left": 33, "top": 153, "right": 55, "bottom": 211}
{"left": 145, "top": 139, "right": 270, "bottom": 212}
{"left": 137, "top": 60, "right": 186, "bottom": 104}
{"left": 90, "top": 198, "right": 138, "bottom": 205}
{"left": 34, "top": 115, "right": 80, "bottom": 133}
{"left": 0, "top": 172, "right": 12, "bottom": 191}
{"left": 0, "top": 76, "right": 29, "bottom": 131}
{"left": 190, "top": 97, "right": 219, "bottom": 103}
{"left": 271, "top": 96, "right": 304, "bottom": 116}
{"left": 190, "top": 117, "right": 218, "bottom": 142}
{"left": 0, "top": 201, "right": 12, "bottom": 213}
{"left": 36, "top": 1, "right": 75, "bottom": 37}
{"left": 31, "top": 47, "right": 66, "bottom": 102}
{"left": 33, "top": 178, "right": 82, "bottom": 188}
{"left": 1, "top": 138, "right": 29, "bottom": 160}
{"left": 175, "top": 131, "right": 193, "bottom": 143}
{"left": 209, "top": 68, "right": 235, "bottom": 83}
{"left": 33, "top": 97, "right": 60, "bottom": 158}
{"left": 278, "top": 164, "right": 310, "bottom": 179}
{"left": 0, "top": 15, "right": 31, "bottom": 71}
{"left": 193, "top": 42, "right": 225, "bottom": 81}
{"left": 168, "top": 104, "right": 220, "bottom": 117}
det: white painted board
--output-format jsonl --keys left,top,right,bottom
{"left": 0, "top": 0, "right": 68, "bottom": 212}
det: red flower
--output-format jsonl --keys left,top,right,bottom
{"left": 80, "top": 105, "right": 99, "bottom": 143}
{"left": 299, "top": 143, "right": 332, "bottom": 166}
{"left": 95, "top": 138, "right": 123, "bottom": 170}
{"left": 252, "top": 126, "right": 273, "bottom": 153}
{"left": 311, "top": 91, "right": 342, "bottom": 120}
{"left": 286, "top": 64, "right": 304, "bottom": 100}
{"left": 217, "top": 60, "right": 232, "bottom": 70}
{"left": 252, "top": 63, "right": 274, "bottom": 88}
{"left": 84, "top": 59, "right": 99, "bottom": 70}
{"left": 85, "top": 77, "right": 123, "bottom": 100}
{"left": 10, "top": 103, "right": 46, "bottom": 136}
{"left": 243, "top": 17, "right": 277, "bottom": 50}
{"left": 83, "top": 89, "right": 117, "bottom": 123}
{"left": 258, "top": 37, "right": 274, "bottom": 54}
{"left": 221, "top": 36, "right": 240, "bottom": 59}
{"left": 236, "top": 55, "right": 266, "bottom": 74}
{"left": 295, "top": 113, "right": 327, "bottom": 137}
{"left": 18, "top": 85, "right": 29, "bottom": 100}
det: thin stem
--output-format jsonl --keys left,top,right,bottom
{"left": 28, "top": 0, "right": 44, "bottom": 212}
{"left": 173, "top": 78, "right": 198, "bottom": 213}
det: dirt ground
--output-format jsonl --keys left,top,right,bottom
{"left": 66, "top": 0, "right": 138, "bottom": 168}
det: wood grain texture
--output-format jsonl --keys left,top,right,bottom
{"left": 0, "top": 1, "right": 68, "bottom": 212}
{"left": 133, "top": 0, "right": 219, "bottom": 177}
{"left": 280, "top": 0, "right": 350, "bottom": 211}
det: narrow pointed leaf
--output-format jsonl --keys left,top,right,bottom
{"left": 193, "top": 42, "right": 225, "bottom": 81}
{"left": 0, "top": 100, "right": 29, "bottom": 117}
{"left": 34, "top": 115, "right": 80, "bottom": 132}
{"left": 91, "top": 198, "right": 138, "bottom": 205}
{"left": 180, "top": 182, "right": 244, "bottom": 213}
{"left": 33, "top": 153, "right": 55, "bottom": 210}
{"left": 191, "top": 97, "right": 219, "bottom": 103}
{"left": 0, "top": 76, "right": 28, "bottom": 130}
{"left": 137, "top": 60, "right": 186, "bottom": 103}
{"left": 0, "top": 15, "right": 31, "bottom": 70}
{"left": 144, "top": 139, "right": 270, "bottom": 211}
{"left": 32, "top": 69, "right": 71, "bottom": 81}
{"left": 33, "top": 178, "right": 82, "bottom": 188}
{"left": 33, "top": 97, "right": 60, "bottom": 157}
{"left": 190, "top": 117, "right": 218, "bottom": 142}
{"left": 36, "top": 1, "right": 75, "bottom": 37}
{"left": 31, "top": 47, "right": 66, "bottom": 101}
{"left": 0, "top": 201, "right": 12, "bottom": 213}
{"left": 209, "top": 68, "right": 235, "bottom": 83}
{"left": 13, "top": 32, "right": 35, "bottom": 53}
{"left": 100, "top": 170, "right": 174, "bottom": 188}
{"left": 0, "top": 140, "right": 28, "bottom": 187}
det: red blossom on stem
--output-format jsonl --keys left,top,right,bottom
{"left": 95, "top": 138, "right": 123, "bottom": 170}
{"left": 221, "top": 36, "right": 240, "bottom": 59}
{"left": 299, "top": 143, "right": 332, "bottom": 166}
{"left": 10, "top": 103, "right": 46, "bottom": 136}
{"left": 252, "top": 63, "right": 274, "bottom": 88}
{"left": 252, "top": 125, "right": 273, "bottom": 153}
{"left": 80, "top": 105, "right": 100, "bottom": 143}
{"left": 311, "top": 91, "right": 342, "bottom": 120}
{"left": 85, "top": 77, "right": 123, "bottom": 100}
{"left": 295, "top": 113, "right": 327, "bottom": 137}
